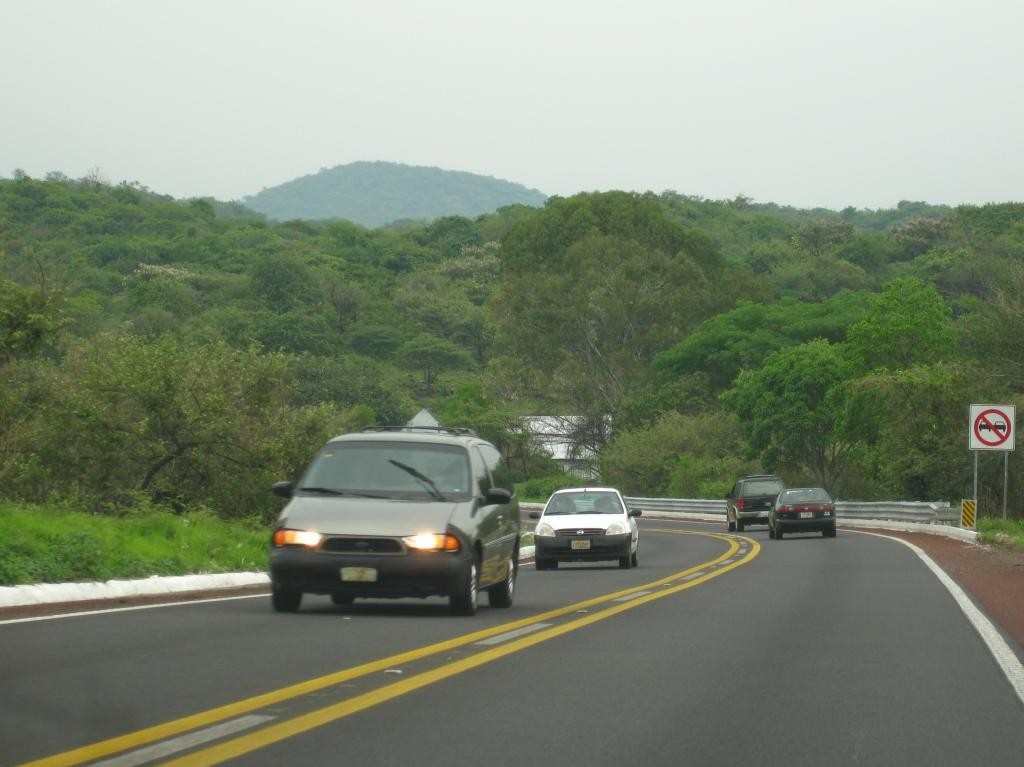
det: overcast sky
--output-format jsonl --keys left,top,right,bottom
{"left": 3, "top": 0, "right": 1022, "bottom": 210}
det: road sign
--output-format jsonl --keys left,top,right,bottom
{"left": 961, "top": 499, "right": 976, "bottom": 529}
{"left": 969, "top": 404, "right": 1015, "bottom": 451}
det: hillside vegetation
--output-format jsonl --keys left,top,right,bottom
{"left": 2, "top": 172, "right": 1024, "bottom": 531}
{"left": 242, "top": 161, "right": 548, "bottom": 226}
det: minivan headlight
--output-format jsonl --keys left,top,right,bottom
{"left": 403, "top": 533, "right": 461, "bottom": 552}
{"left": 605, "top": 521, "right": 627, "bottom": 536}
{"left": 272, "top": 529, "right": 323, "bottom": 548}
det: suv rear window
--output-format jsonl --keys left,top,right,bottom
{"left": 743, "top": 479, "right": 784, "bottom": 496}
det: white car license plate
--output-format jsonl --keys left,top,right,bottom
{"left": 799, "top": 511, "right": 813, "bottom": 518}
{"left": 571, "top": 539, "right": 591, "bottom": 550}
{"left": 341, "top": 567, "right": 378, "bottom": 582}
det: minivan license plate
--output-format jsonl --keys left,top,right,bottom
{"left": 571, "top": 539, "right": 591, "bottom": 550}
{"left": 341, "top": 567, "right": 377, "bottom": 582}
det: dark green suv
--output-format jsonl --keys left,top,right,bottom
{"left": 269, "top": 426, "right": 520, "bottom": 615}
{"left": 725, "top": 474, "right": 785, "bottom": 532}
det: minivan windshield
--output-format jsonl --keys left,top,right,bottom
{"left": 298, "top": 441, "right": 472, "bottom": 500}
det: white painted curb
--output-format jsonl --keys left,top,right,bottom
{"left": 0, "top": 515, "right": 978, "bottom": 609}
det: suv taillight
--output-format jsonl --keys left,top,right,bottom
{"left": 737, "top": 499, "right": 745, "bottom": 509}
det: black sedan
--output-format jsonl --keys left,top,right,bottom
{"left": 769, "top": 487, "right": 837, "bottom": 539}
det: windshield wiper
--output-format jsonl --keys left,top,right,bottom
{"left": 298, "top": 487, "right": 388, "bottom": 499}
{"left": 387, "top": 460, "right": 447, "bottom": 501}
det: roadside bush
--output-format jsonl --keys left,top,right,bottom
{"left": 516, "top": 473, "right": 583, "bottom": 502}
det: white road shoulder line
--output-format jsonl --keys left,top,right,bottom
{"left": 0, "top": 593, "right": 268, "bottom": 625}
{"left": 863, "top": 531, "right": 1024, "bottom": 708}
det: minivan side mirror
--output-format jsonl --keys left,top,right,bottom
{"left": 272, "top": 481, "right": 294, "bottom": 499}
{"left": 628, "top": 509, "right": 642, "bottom": 517}
{"left": 485, "top": 487, "right": 512, "bottom": 505}
{"left": 529, "top": 510, "right": 542, "bottom": 520}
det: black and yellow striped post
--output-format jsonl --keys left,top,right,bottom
{"left": 961, "top": 499, "right": 977, "bottom": 529}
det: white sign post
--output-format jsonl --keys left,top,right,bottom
{"left": 968, "top": 404, "right": 1015, "bottom": 520}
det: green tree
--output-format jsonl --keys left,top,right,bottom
{"left": 654, "top": 293, "right": 869, "bottom": 391}
{"left": 492, "top": 192, "right": 724, "bottom": 424}
{"left": 0, "top": 276, "right": 63, "bottom": 362}
{"left": 396, "top": 334, "right": 474, "bottom": 388}
{"left": 722, "top": 340, "right": 855, "bottom": 491}
{"left": 846, "top": 277, "right": 956, "bottom": 372}
{"left": 42, "top": 334, "right": 342, "bottom": 518}
{"left": 600, "top": 410, "right": 755, "bottom": 497}
{"left": 838, "top": 363, "right": 978, "bottom": 501}
{"left": 249, "top": 252, "right": 317, "bottom": 310}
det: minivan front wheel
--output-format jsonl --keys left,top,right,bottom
{"left": 450, "top": 558, "right": 479, "bottom": 616}
{"left": 488, "top": 554, "right": 516, "bottom": 608}
{"left": 271, "top": 584, "right": 302, "bottom": 613}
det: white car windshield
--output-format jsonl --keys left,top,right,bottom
{"left": 546, "top": 492, "right": 623, "bottom": 515}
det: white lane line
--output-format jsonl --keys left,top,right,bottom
{"left": 0, "top": 594, "right": 268, "bottom": 625}
{"left": 86, "top": 715, "right": 275, "bottom": 767}
{"left": 863, "top": 532, "right": 1024, "bottom": 708}
{"left": 682, "top": 572, "right": 706, "bottom": 581}
{"left": 612, "top": 591, "right": 651, "bottom": 602}
{"left": 475, "top": 623, "right": 553, "bottom": 646}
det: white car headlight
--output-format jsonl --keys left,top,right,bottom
{"left": 534, "top": 521, "right": 556, "bottom": 537}
{"left": 605, "top": 520, "right": 627, "bottom": 536}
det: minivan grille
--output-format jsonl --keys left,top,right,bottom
{"left": 556, "top": 528, "right": 605, "bottom": 537}
{"left": 321, "top": 537, "right": 403, "bottom": 554}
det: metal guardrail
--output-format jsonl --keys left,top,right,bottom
{"left": 524, "top": 497, "right": 959, "bottom": 525}
{"left": 623, "top": 497, "right": 959, "bottom": 525}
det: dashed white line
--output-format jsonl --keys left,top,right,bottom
{"left": 612, "top": 591, "right": 651, "bottom": 602}
{"left": 474, "top": 623, "right": 553, "bottom": 645}
{"left": 86, "top": 715, "right": 275, "bottom": 767}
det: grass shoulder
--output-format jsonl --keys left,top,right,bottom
{"left": 0, "top": 499, "right": 269, "bottom": 587}
{"left": 977, "top": 517, "right": 1024, "bottom": 552}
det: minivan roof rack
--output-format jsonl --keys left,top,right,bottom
{"left": 360, "top": 426, "right": 479, "bottom": 437}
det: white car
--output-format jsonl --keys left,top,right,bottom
{"left": 529, "top": 488, "right": 641, "bottom": 570}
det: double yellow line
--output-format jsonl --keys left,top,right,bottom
{"left": 20, "top": 530, "right": 758, "bottom": 767}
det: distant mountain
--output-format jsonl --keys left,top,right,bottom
{"left": 241, "top": 161, "right": 548, "bottom": 227}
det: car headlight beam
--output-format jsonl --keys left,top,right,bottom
{"left": 273, "top": 529, "right": 323, "bottom": 548}
{"left": 403, "top": 533, "right": 461, "bottom": 552}
{"left": 605, "top": 521, "right": 627, "bottom": 536}
{"left": 534, "top": 521, "right": 556, "bottom": 537}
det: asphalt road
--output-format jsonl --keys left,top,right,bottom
{"left": 2, "top": 519, "right": 1023, "bottom": 767}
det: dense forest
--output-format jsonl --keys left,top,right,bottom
{"left": 2, "top": 171, "right": 1023, "bottom": 523}
{"left": 242, "top": 161, "right": 548, "bottom": 226}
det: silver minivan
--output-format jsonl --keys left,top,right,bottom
{"left": 269, "top": 427, "right": 520, "bottom": 615}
